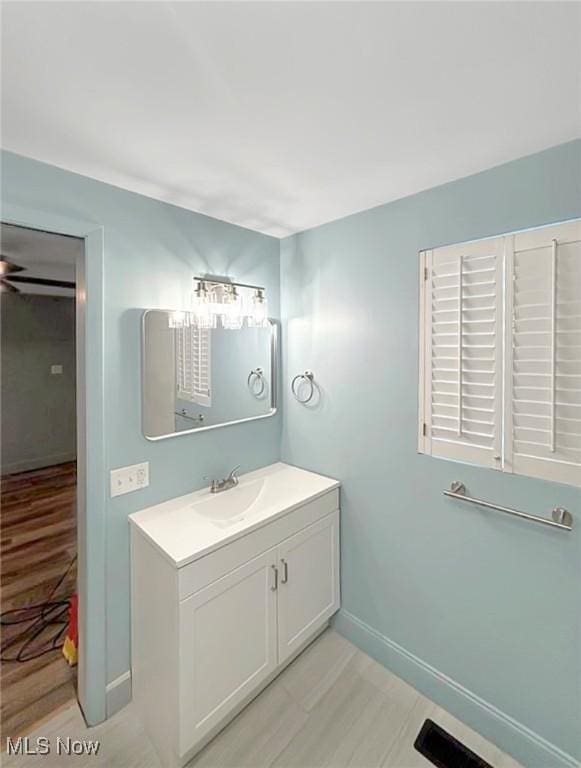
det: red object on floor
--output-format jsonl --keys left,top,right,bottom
{"left": 62, "top": 593, "right": 78, "bottom": 666}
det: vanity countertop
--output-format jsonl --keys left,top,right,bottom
{"left": 129, "top": 462, "right": 340, "bottom": 568}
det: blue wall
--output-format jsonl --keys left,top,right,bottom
{"left": 1, "top": 151, "right": 281, "bottom": 689}
{"left": 280, "top": 140, "right": 581, "bottom": 766}
{"left": 3, "top": 141, "right": 580, "bottom": 764}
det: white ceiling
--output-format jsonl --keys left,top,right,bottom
{"left": 1, "top": 224, "right": 79, "bottom": 296}
{"left": 2, "top": 2, "right": 580, "bottom": 238}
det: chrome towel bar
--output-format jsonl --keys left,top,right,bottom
{"left": 174, "top": 410, "right": 204, "bottom": 424}
{"left": 443, "top": 481, "right": 573, "bottom": 531}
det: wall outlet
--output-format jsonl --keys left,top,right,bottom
{"left": 51, "top": 364, "right": 63, "bottom": 374}
{"left": 110, "top": 462, "right": 149, "bottom": 498}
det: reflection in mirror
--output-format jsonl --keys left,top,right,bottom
{"left": 142, "top": 310, "right": 276, "bottom": 439}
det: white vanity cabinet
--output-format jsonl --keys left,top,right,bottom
{"left": 277, "top": 513, "right": 339, "bottom": 664}
{"left": 130, "top": 463, "right": 340, "bottom": 768}
{"left": 178, "top": 548, "right": 279, "bottom": 755}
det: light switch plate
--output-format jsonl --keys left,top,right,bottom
{"left": 110, "top": 462, "right": 149, "bottom": 498}
{"left": 51, "top": 365, "right": 63, "bottom": 374}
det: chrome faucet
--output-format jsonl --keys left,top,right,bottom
{"left": 206, "top": 465, "right": 240, "bottom": 494}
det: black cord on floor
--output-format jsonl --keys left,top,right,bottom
{"left": 0, "top": 555, "right": 77, "bottom": 662}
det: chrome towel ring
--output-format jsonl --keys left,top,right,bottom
{"left": 291, "top": 371, "right": 315, "bottom": 404}
{"left": 247, "top": 367, "right": 265, "bottom": 397}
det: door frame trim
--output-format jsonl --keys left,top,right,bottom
{"left": 2, "top": 204, "right": 107, "bottom": 725}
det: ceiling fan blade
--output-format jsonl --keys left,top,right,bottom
{"left": 0, "top": 257, "right": 26, "bottom": 276}
{"left": 5, "top": 275, "right": 75, "bottom": 289}
{"left": 0, "top": 279, "right": 21, "bottom": 293}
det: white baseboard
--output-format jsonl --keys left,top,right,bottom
{"left": 1, "top": 452, "right": 76, "bottom": 475}
{"left": 106, "top": 671, "right": 132, "bottom": 718}
{"left": 333, "top": 609, "right": 578, "bottom": 768}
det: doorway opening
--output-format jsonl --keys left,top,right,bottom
{"left": 0, "top": 223, "right": 83, "bottom": 740}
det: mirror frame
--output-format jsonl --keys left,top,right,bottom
{"left": 141, "top": 309, "right": 278, "bottom": 441}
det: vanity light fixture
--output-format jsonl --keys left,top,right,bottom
{"left": 190, "top": 277, "right": 268, "bottom": 330}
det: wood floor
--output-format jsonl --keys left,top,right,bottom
{"left": 2, "top": 629, "right": 523, "bottom": 768}
{"left": 1, "top": 462, "right": 77, "bottom": 741}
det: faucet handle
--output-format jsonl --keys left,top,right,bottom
{"left": 228, "top": 465, "right": 240, "bottom": 483}
{"left": 203, "top": 476, "right": 219, "bottom": 492}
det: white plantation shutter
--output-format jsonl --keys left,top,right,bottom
{"left": 419, "top": 219, "right": 581, "bottom": 488}
{"left": 175, "top": 325, "right": 212, "bottom": 407}
{"left": 420, "top": 238, "right": 503, "bottom": 469}
{"left": 506, "top": 220, "right": 581, "bottom": 485}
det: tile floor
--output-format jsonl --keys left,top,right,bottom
{"left": 2, "top": 629, "right": 523, "bottom": 768}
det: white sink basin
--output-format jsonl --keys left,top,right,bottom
{"left": 129, "top": 462, "right": 340, "bottom": 567}
{"left": 192, "top": 479, "right": 264, "bottom": 528}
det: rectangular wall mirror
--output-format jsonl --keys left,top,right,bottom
{"left": 142, "top": 309, "right": 277, "bottom": 439}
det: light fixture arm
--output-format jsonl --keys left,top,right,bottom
{"left": 194, "top": 276, "right": 265, "bottom": 292}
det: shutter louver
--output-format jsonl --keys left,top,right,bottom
{"left": 176, "top": 325, "right": 212, "bottom": 407}
{"left": 422, "top": 238, "right": 503, "bottom": 468}
{"left": 508, "top": 220, "right": 581, "bottom": 485}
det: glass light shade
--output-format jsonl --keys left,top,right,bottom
{"left": 220, "top": 285, "right": 244, "bottom": 330}
{"left": 191, "top": 281, "right": 217, "bottom": 329}
{"left": 206, "top": 285, "right": 223, "bottom": 317}
{"left": 192, "top": 305, "right": 216, "bottom": 329}
{"left": 221, "top": 313, "right": 244, "bottom": 330}
{"left": 247, "top": 289, "right": 269, "bottom": 328}
{"left": 168, "top": 310, "right": 190, "bottom": 329}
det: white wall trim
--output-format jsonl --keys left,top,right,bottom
{"left": 105, "top": 671, "right": 132, "bottom": 718}
{"left": 333, "top": 609, "right": 578, "bottom": 768}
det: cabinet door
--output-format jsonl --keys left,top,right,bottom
{"left": 179, "top": 548, "right": 278, "bottom": 756}
{"left": 277, "top": 511, "right": 340, "bottom": 664}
